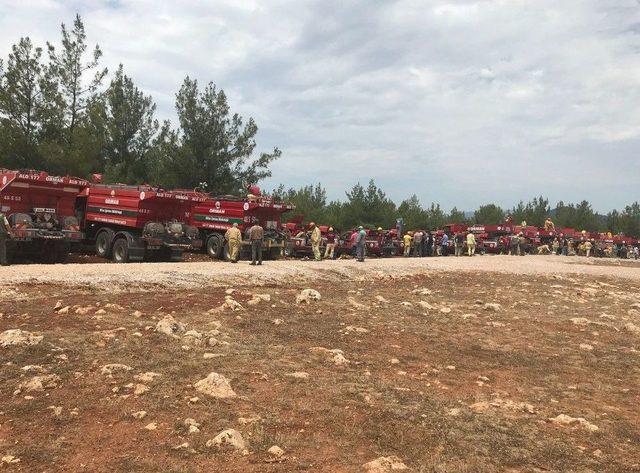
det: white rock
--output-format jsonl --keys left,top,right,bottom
{"left": 100, "top": 364, "right": 132, "bottom": 376}
{"left": 18, "top": 374, "right": 61, "bottom": 392}
{"left": 440, "top": 307, "right": 451, "bottom": 314}
{"left": 579, "top": 343, "right": 594, "bottom": 351}
{"left": 155, "top": 315, "right": 186, "bottom": 338}
{"left": 132, "top": 410, "right": 147, "bottom": 419}
{"left": 362, "top": 456, "right": 409, "bottom": 472}
{"left": 375, "top": 295, "right": 389, "bottom": 303}
{"left": 133, "top": 384, "right": 149, "bottom": 396}
{"left": 310, "top": 347, "right": 350, "bottom": 365}
{"left": 624, "top": 322, "right": 640, "bottom": 335}
{"left": 1, "top": 455, "right": 20, "bottom": 465}
{"left": 550, "top": 414, "right": 599, "bottom": 432}
{"left": 134, "top": 372, "right": 161, "bottom": 383}
{"left": 483, "top": 303, "right": 502, "bottom": 312}
{"left": 194, "top": 372, "right": 236, "bottom": 399}
{"left": 267, "top": 445, "right": 285, "bottom": 458}
{"left": 570, "top": 317, "right": 590, "bottom": 326}
{"left": 411, "top": 288, "right": 432, "bottom": 296}
{"left": 144, "top": 422, "right": 157, "bottom": 431}
{"left": 296, "top": 289, "right": 321, "bottom": 304}
{"left": 285, "top": 372, "right": 310, "bottom": 380}
{"left": 0, "top": 329, "right": 43, "bottom": 348}
{"left": 417, "top": 301, "right": 436, "bottom": 310}
{"left": 206, "top": 429, "right": 247, "bottom": 451}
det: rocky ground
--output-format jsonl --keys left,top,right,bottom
{"left": 1, "top": 256, "right": 639, "bottom": 472}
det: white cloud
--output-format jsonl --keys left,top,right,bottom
{"left": 0, "top": 0, "right": 639, "bottom": 211}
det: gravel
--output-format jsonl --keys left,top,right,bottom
{"left": 1, "top": 255, "right": 639, "bottom": 290}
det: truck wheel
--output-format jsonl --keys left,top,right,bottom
{"left": 96, "top": 229, "right": 114, "bottom": 258}
{"left": 112, "top": 238, "right": 130, "bottom": 263}
{"left": 206, "top": 234, "right": 224, "bottom": 259}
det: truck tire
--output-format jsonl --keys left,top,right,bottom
{"left": 112, "top": 237, "right": 130, "bottom": 263}
{"left": 222, "top": 242, "right": 231, "bottom": 261}
{"left": 206, "top": 234, "right": 224, "bottom": 259}
{"left": 96, "top": 229, "right": 115, "bottom": 258}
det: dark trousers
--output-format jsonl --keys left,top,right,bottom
{"left": 356, "top": 243, "right": 365, "bottom": 261}
{"left": 415, "top": 244, "right": 423, "bottom": 257}
{"left": 0, "top": 234, "right": 7, "bottom": 266}
{"left": 251, "top": 240, "right": 263, "bottom": 264}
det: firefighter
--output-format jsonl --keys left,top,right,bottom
{"left": 309, "top": 222, "right": 322, "bottom": 261}
{"left": 584, "top": 239, "right": 593, "bottom": 257}
{"left": 355, "top": 226, "right": 366, "bottom": 262}
{"left": 324, "top": 226, "right": 337, "bottom": 259}
{"left": 248, "top": 221, "right": 264, "bottom": 265}
{"left": 0, "top": 212, "right": 12, "bottom": 266}
{"left": 413, "top": 230, "right": 423, "bottom": 257}
{"left": 552, "top": 238, "right": 559, "bottom": 255}
{"left": 517, "top": 232, "right": 526, "bottom": 256}
{"left": 440, "top": 232, "right": 449, "bottom": 256}
{"left": 224, "top": 223, "right": 242, "bottom": 263}
{"left": 403, "top": 232, "right": 413, "bottom": 257}
{"left": 454, "top": 232, "right": 464, "bottom": 257}
{"left": 466, "top": 231, "right": 476, "bottom": 256}
{"left": 544, "top": 218, "right": 555, "bottom": 232}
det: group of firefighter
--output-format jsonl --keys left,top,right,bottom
{"left": 257, "top": 215, "right": 640, "bottom": 263}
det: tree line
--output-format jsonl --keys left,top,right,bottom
{"left": 2, "top": 16, "right": 637, "bottom": 237}
{"left": 0, "top": 15, "right": 279, "bottom": 194}
{"left": 272, "top": 181, "right": 640, "bottom": 237}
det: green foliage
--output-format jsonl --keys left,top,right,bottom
{"left": 397, "top": 195, "right": 427, "bottom": 230}
{"left": 160, "top": 77, "right": 281, "bottom": 193}
{"left": 0, "top": 37, "right": 46, "bottom": 168}
{"left": 474, "top": 204, "right": 505, "bottom": 225}
{"left": 447, "top": 207, "right": 467, "bottom": 224}
{"left": 510, "top": 196, "right": 549, "bottom": 227}
{"left": 273, "top": 183, "right": 327, "bottom": 224}
{"left": 102, "top": 65, "right": 158, "bottom": 183}
{"left": 553, "top": 200, "right": 603, "bottom": 231}
{"left": 0, "top": 15, "right": 279, "bottom": 192}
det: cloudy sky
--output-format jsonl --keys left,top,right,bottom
{"left": 1, "top": 0, "right": 639, "bottom": 212}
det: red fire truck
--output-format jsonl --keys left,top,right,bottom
{"left": 0, "top": 169, "right": 88, "bottom": 263}
{"left": 176, "top": 185, "right": 294, "bottom": 260}
{"left": 76, "top": 184, "right": 202, "bottom": 262}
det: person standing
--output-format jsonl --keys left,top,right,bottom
{"left": 355, "top": 226, "right": 367, "bottom": 262}
{"left": 403, "top": 232, "right": 413, "bottom": 257}
{"left": 552, "top": 238, "right": 559, "bottom": 255}
{"left": 413, "top": 230, "right": 423, "bottom": 257}
{"left": 466, "top": 231, "right": 476, "bottom": 256}
{"left": 224, "top": 223, "right": 242, "bottom": 263}
{"left": 309, "top": 222, "right": 322, "bottom": 261}
{"left": 248, "top": 221, "right": 264, "bottom": 265}
{"left": 517, "top": 232, "right": 526, "bottom": 256}
{"left": 544, "top": 218, "right": 555, "bottom": 232}
{"left": 454, "top": 232, "right": 463, "bottom": 257}
{"left": 425, "top": 231, "right": 433, "bottom": 257}
{"left": 584, "top": 239, "right": 593, "bottom": 257}
{"left": 324, "top": 226, "right": 337, "bottom": 260}
{"left": 440, "top": 232, "right": 449, "bottom": 256}
{"left": 0, "top": 212, "right": 12, "bottom": 266}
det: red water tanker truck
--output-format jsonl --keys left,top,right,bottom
{"left": 75, "top": 184, "right": 202, "bottom": 262}
{"left": 0, "top": 169, "right": 88, "bottom": 263}
{"left": 175, "top": 185, "right": 294, "bottom": 260}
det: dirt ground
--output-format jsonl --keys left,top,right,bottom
{"left": 1, "top": 256, "right": 639, "bottom": 472}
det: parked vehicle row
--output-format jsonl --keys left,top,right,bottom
{"left": 0, "top": 169, "right": 293, "bottom": 264}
